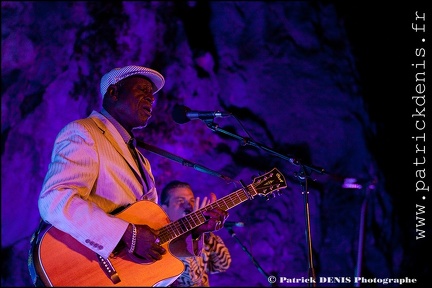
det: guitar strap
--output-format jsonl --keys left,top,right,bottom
{"left": 28, "top": 219, "right": 49, "bottom": 287}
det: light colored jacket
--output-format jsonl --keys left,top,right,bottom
{"left": 38, "top": 110, "right": 157, "bottom": 259}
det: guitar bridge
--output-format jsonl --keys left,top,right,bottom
{"left": 96, "top": 254, "right": 121, "bottom": 284}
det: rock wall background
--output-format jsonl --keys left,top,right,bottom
{"left": 1, "top": 1, "right": 429, "bottom": 287}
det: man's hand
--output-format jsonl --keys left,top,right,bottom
{"left": 192, "top": 192, "right": 229, "bottom": 238}
{"left": 122, "top": 224, "right": 166, "bottom": 261}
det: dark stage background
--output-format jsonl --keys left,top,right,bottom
{"left": 1, "top": 1, "right": 430, "bottom": 287}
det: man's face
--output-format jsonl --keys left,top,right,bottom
{"left": 114, "top": 76, "right": 155, "bottom": 130}
{"left": 162, "top": 187, "right": 196, "bottom": 221}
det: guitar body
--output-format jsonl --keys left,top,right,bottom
{"left": 34, "top": 201, "right": 184, "bottom": 287}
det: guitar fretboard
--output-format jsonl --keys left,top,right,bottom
{"left": 158, "top": 184, "right": 256, "bottom": 243}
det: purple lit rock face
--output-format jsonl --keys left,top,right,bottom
{"left": 1, "top": 1, "right": 425, "bottom": 287}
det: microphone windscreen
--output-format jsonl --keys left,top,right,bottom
{"left": 172, "top": 104, "right": 191, "bottom": 124}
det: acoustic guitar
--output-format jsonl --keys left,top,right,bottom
{"left": 30, "top": 167, "right": 287, "bottom": 286}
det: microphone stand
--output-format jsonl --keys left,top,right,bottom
{"left": 352, "top": 179, "right": 375, "bottom": 287}
{"left": 225, "top": 227, "right": 275, "bottom": 286}
{"left": 298, "top": 166, "right": 317, "bottom": 287}
{"left": 204, "top": 120, "right": 326, "bottom": 287}
{"left": 136, "top": 140, "right": 235, "bottom": 183}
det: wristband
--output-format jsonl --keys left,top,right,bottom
{"left": 128, "top": 224, "right": 137, "bottom": 254}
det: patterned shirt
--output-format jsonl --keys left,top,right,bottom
{"left": 171, "top": 233, "right": 231, "bottom": 287}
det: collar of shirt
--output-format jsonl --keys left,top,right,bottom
{"left": 100, "top": 108, "right": 133, "bottom": 145}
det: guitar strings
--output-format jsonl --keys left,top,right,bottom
{"left": 157, "top": 187, "right": 251, "bottom": 243}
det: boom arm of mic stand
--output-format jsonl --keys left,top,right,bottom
{"left": 204, "top": 121, "right": 326, "bottom": 175}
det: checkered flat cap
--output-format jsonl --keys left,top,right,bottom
{"left": 100, "top": 65, "right": 165, "bottom": 98}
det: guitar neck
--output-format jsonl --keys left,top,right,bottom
{"left": 158, "top": 184, "right": 255, "bottom": 243}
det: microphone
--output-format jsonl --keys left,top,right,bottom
{"left": 224, "top": 221, "right": 245, "bottom": 228}
{"left": 172, "top": 104, "right": 231, "bottom": 124}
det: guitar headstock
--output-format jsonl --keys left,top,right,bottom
{"left": 251, "top": 168, "right": 287, "bottom": 198}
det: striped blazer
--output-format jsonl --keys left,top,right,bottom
{"left": 171, "top": 232, "right": 232, "bottom": 287}
{"left": 38, "top": 110, "right": 157, "bottom": 259}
